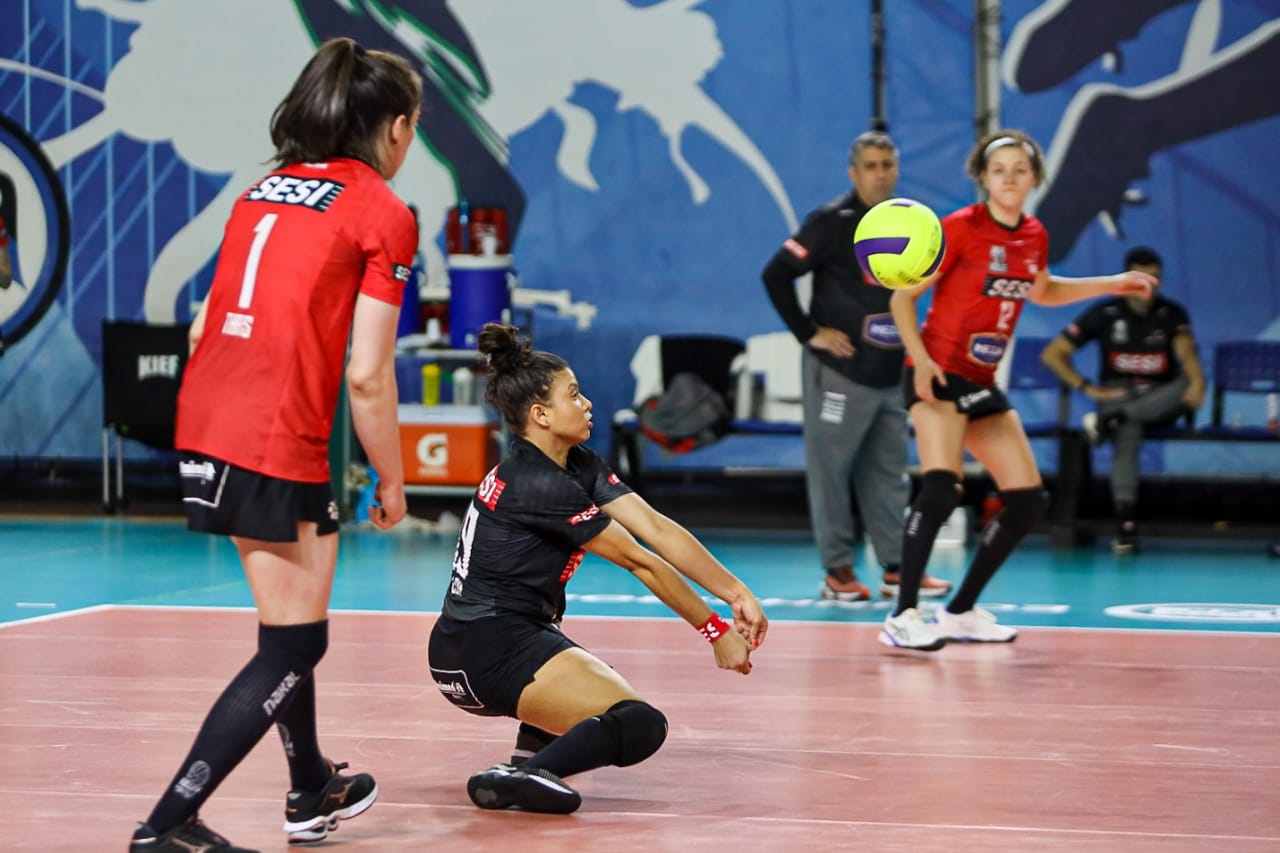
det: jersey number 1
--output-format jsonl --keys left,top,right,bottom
{"left": 239, "top": 213, "right": 279, "bottom": 309}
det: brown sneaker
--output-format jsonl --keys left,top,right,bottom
{"left": 820, "top": 566, "right": 871, "bottom": 601}
{"left": 881, "top": 572, "right": 953, "bottom": 599}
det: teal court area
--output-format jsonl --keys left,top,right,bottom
{"left": 4, "top": 516, "right": 1278, "bottom": 634}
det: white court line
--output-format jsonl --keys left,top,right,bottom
{"left": 6, "top": 602, "right": 1280, "bottom": 638}
{"left": 0, "top": 603, "right": 118, "bottom": 629}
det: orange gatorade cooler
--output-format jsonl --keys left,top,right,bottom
{"left": 398, "top": 404, "right": 500, "bottom": 485}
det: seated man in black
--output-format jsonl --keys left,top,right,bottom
{"left": 1041, "top": 247, "right": 1206, "bottom": 553}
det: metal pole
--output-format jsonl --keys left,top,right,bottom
{"left": 974, "top": 0, "right": 1002, "bottom": 139}
{"left": 871, "top": 0, "right": 887, "bottom": 131}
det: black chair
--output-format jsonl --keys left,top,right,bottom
{"left": 101, "top": 320, "right": 191, "bottom": 511}
{"left": 609, "top": 334, "right": 746, "bottom": 488}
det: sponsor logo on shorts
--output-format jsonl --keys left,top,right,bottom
{"left": 430, "top": 667, "right": 484, "bottom": 709}
{"left": 956, "top": 388, "right": 993, "bottom": 412}
{"left": 327, "top": 501, "right": 339, "bottom": 521}
{"left": 179, "top": 460, "right": 217, "bottom": 481}
{"left": 608, "top": 472, "right": 622, "bottom": 486}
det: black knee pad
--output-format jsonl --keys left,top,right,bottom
{"left": 258, "top": 619, "right": 329, "bottom": 673}
{"left": 909, "top": 470, "right": 962, "bottom": 532}
{"left": 997, "top": 487, "right": 1049, "bottom": 538}
{"left": 602, "top": 700, "right": 668, "bottom": 767}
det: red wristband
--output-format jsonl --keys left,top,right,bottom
{"left": 697, "top": 613, "right": 731, "bottom": 643}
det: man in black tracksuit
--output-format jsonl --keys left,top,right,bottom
{"left": 761, "top": 131, "right": 951, "bottom": 601}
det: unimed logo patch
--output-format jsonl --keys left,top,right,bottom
{"left": 1104, "top": 603, "right": 1280, "bottom": 623}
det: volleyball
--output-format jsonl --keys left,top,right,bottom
{"left": 853, "top": 198, "right": 945, "bottom": 289}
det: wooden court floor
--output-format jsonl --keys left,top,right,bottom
{"left": 3, "top": 518, "right": 1279, "bottom": 850}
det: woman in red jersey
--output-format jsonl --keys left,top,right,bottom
{"left": 878, "top": 130, "right": 1154, "bottom": 652}
{"left": 129, "top": 39, "right": 422, "bottom": 853}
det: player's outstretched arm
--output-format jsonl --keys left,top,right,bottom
{"left": 586, "top": 520, "right": 753, "bottom": 674}
{"left": 603, "top": 493, "right": 767, "bottom": 648}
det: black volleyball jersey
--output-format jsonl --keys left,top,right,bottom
{"left": 1062, "top": 295, "right": 1191, "bottom": 388}
{"left": 762, "top": 190, "right": 905, "bottom": 388}
{"left": 441, "top": 436, "right": 632, "bottom": 624}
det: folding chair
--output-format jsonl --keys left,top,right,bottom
{"left": 101, "top": 320, "right": 191, "bottom": 511}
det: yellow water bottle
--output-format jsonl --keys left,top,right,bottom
{"left": 421, "top": 362, "right": 440, "bottom": 406}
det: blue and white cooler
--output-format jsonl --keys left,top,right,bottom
{"left": 447, "top": 254, "right": 513, "bottom": 350}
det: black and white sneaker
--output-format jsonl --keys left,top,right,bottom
{"left": 130, "top": 815, "right": 258, "bottom": 852}
{"left": 283, "top": 760, "right": 378, "bottom": 843}
{"left": 467, "top": 763, "right": 581, "bottom": 814}
{"left": 1113, "top": 518, "right": 1140, "bottom": 554}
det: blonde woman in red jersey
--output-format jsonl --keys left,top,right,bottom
{"left": 878, "top": 130, "right": 1154, "bottom": 652}
{"left": 129, "top": 39, "right": 422, "bottom": 853}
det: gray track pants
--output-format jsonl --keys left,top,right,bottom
{"left": 801, "top": 349, "right": 909, "bottom": 572}
{"left": 1097, "top": 375, "right": 1190, "bottom": 506}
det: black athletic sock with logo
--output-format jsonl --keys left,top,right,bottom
{"left": 145, "top": 621, "right": 328, "bottom": 833}
{"left": 275, "top": 672, "right": 329, "bottom": 792}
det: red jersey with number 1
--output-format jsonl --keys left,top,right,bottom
{"left": 914, "top": 202, "right": 1048, "bottom": 386}
{"left": 176, "top": 158, "right": 416, "bottom": 482}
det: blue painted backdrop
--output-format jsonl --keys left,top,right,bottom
{"left": 0, "top": 0, "right": 1276, "bottom": 477}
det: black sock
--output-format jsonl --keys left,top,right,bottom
{"left": 895, "top": 470, "right": 961, "bottom": 615}
{"left": 275, "top": 673, "right": 329, "bottom": 792}
{"left": 520, "top": 717, "right": 614, "bottom": 779}
{"left": 145, "top": 621, "right": 327, "bottom": 832}
{"left": 948, "top": 488, "right": 1047, "bottom": 614}
{"left": 521, "top": 701, "right": 667, "bottom": 779}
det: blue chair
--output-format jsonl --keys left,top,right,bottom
{"left": 1200, "top": 340, "right": 1280, "bottom": 440}
{"left": 1006, "top": 336, "right": 1072, "bottom": 437}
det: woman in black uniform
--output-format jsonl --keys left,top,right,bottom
{"left": 428, "top": 323, "right": 768, "bottom": 814}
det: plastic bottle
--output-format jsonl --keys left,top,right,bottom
{"left": 1267, "top": 392, "right": 1278, "bottom": 432}
{"left": 421, "top": 363, "right": 440, "bottom": 406}
{"left": 453, "top": 367, "right": 474, "bottom": 406}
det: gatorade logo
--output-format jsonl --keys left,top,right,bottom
{"left": 1105, "top": 603, "right": 1280, "bottom": 623}
{"left": 416, "top": 433, "right": 448, "bottom": 468}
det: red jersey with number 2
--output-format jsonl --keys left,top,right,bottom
{"left": 913, "top": 202, "right": 1048, "bottom": 386}
{"left": 176, "top": 158, "right": 416, "bottom": 482}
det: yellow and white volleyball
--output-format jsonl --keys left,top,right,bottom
{"left": 853, "top": 197, "right": 945, "bottom": 289}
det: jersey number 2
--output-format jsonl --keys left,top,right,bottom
{"left": 996, "top": 299, "right": 1016, "bottom": 332}
{"left": 238, "top": 213, "right": 279, "bottom": 309}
